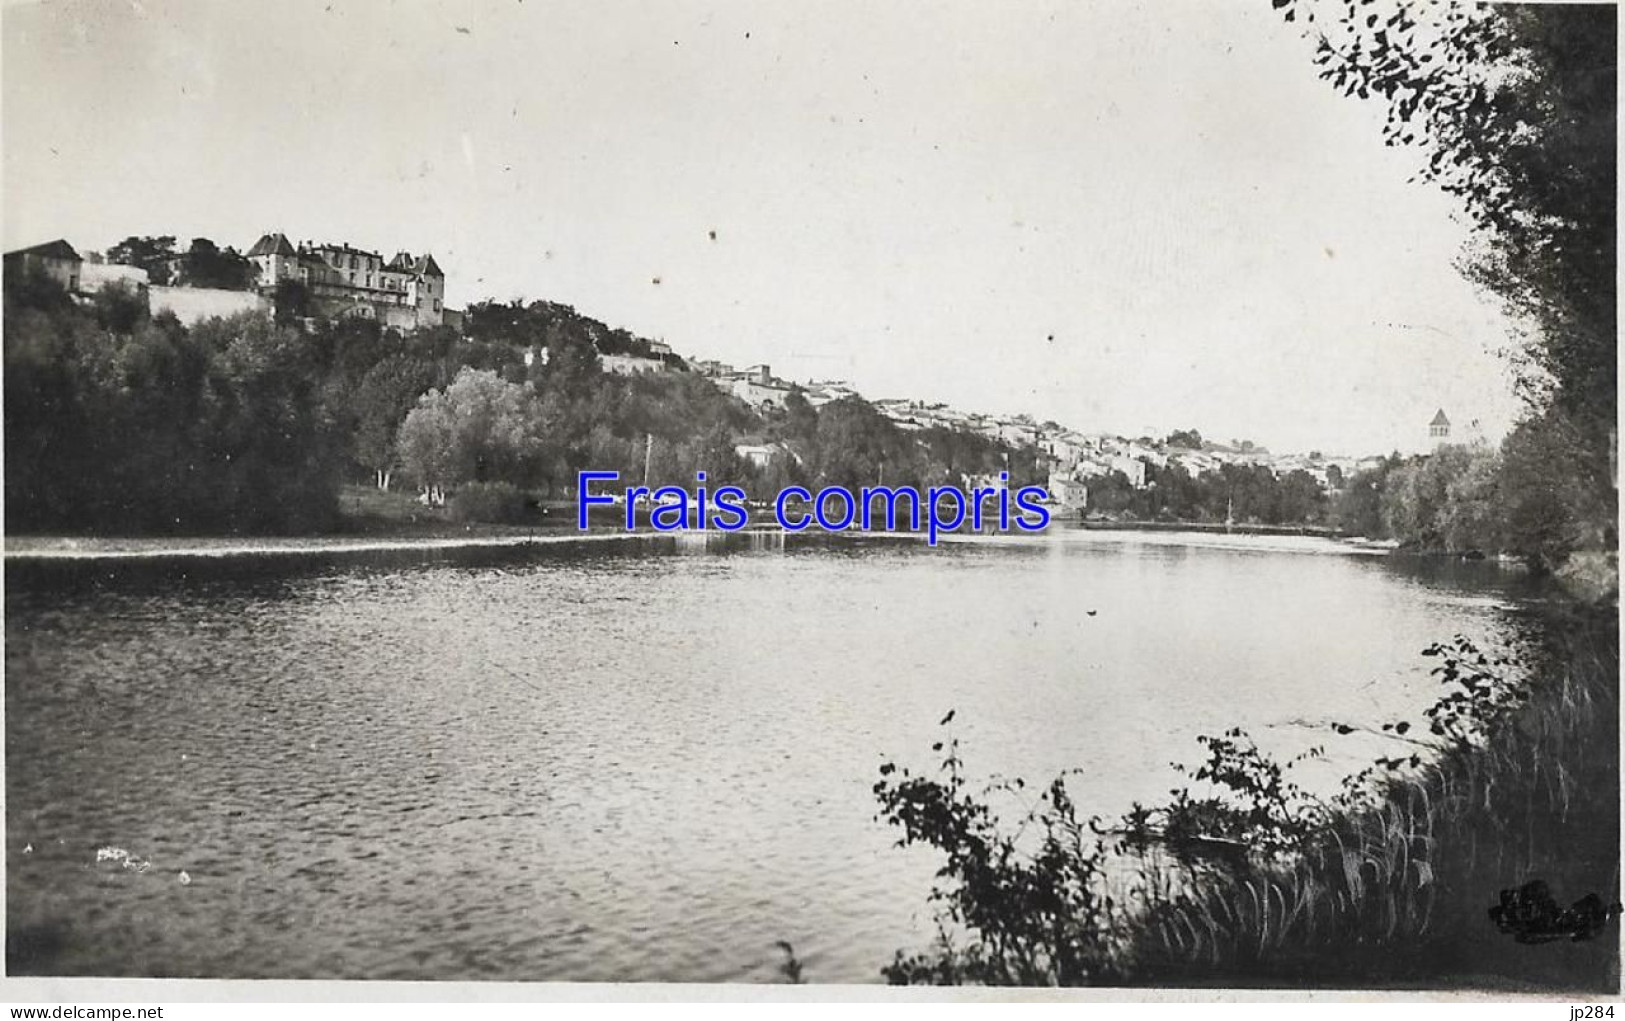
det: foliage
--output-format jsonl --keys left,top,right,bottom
{"left": 271, "top": 280, "right": 313, "bottom": 324}
{"left": 1416, "top": 634, "right": 1529, "bottom": 752}
{"left": 1273, "top": 0, "right": 1616, "bottom": 571}
{"left": 105, "top": 234, "right": 257, "bottom": 291}
{"left": 1087, "top": 462, "right": 1328, "bottom": 526}
{"left": 397, "top": 368, "right": 544, "bottom": 496}
{"left": 1330, "top": 457, "right": 1395, "bottom": 537}
{"left": 1495, "top": 409, "right": 1617, "bottom": 572}
{"left": 1380, "top": 446, "right": 1499, "bottom": 552}
{"left": 448, "top": 480, "right": 532, "bottom": 524}
{"left": 13, "top": 212, "right": 1065, "bottom": 533}
{"left": 873, "top": 726, "right": 1124, "bottom": 985}
{"left": 1123, "top": 729, "right": 1327, "bottom": 864}
{"left": 1347, "top": 412, "right": 1616, "bottom": 568}
{"left": 175, "top": 237, "right": 258, "bottom": 290}
{"left": 3, "top": 279, "right": 342, "bottom": 534}
{"left": 90, "top": 281, "right": 150, "bottom": 334}
{"left": 352, "top": 355, "right": 437, "bottom": 487}
{"left": 105, "top": 235, "right": 177, "bottom": 286}
{"left": 1128, "top": 608, "right": 1617, "bottom": 987}
{"left": 1276, "top": 1, "right": 1615, "bottom": 426}
{"left": 876, "top": 611, "right": 1618, "bottom": 988}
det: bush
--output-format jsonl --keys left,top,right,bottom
{"left": 876, "top": 613, "right": 1620, "bottom": 988}
{"left": 448, "top": 481, "right": 531, "bottom": 524}
{"left": 874, "top": 730, "right": 1127, "bottom": 985}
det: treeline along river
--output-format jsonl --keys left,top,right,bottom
{"left": 5, "top": 529, "right": 1540, "bottom": 981}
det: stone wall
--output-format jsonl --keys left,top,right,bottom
{"left": 149, "top": 286, "right": 269, "bottom": 326}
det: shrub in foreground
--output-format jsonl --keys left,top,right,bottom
{"left": 875, "top": 607, "right": 1620, "bottom": 989}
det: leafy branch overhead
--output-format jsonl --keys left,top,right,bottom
{"left": 1272, "top": 0, "right": 1615, "bottom": 425}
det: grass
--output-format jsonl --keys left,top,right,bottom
{"left": 1119, "top": 604, "right": 1619, "bottom": 990}
{"left": 333, "top": 483, "right": 575, "bottom": 536}
{"left": 875, "top": 600, "right": 1619, "bottom": 990}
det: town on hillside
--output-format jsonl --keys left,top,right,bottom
{"left": 5, "top": 232, "right": 1474, "bottom": 522}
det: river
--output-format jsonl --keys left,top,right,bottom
{"left": 4, "top": 529, "right": 1538, "bottom": 982}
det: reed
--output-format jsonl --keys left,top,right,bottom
{"left": 1120, "top": 604, "right": 1619, "bottom": 990}
{"left": 876, "top": 603, "right": 1619, "bottom": 989}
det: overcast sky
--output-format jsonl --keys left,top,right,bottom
{"left": 3, "top": 0, "right": 1527, "bottom": 454}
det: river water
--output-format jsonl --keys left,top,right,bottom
{"left": 4, "top": 529, "right": 1537, "bottom": 982}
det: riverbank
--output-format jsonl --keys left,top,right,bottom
{"left": 1139, "top": 601, "right": 1617, "bottom": 990}
{"left": 876, "top": 593, "right": 1618, "bottom": 990}
{"left": 4, "top": 484, "right": 1362, "bottom": 560}
{"left": 1, "top": 523, "right": 1374, "bottom": 562}
{"left": 1075, "top": 517, "right": 1343, "bottom": 539}
{"left": 3, "top": 485, "right": 619, "bottom": 559}
{"left": 1121, "top": 598, "right": 1620, "bottom": 990}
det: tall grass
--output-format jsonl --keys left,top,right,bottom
{"left": 1124, "top": 604, "right": 1620, "bottom": 989}
{"left": 877, "top": 604, "right": 1619, "bottom": 989}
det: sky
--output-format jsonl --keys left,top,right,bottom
{"left": 2, "top": 0, "right": 1529, "bottom": 455}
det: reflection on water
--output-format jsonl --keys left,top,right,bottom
{"left": 5, "top": 530, "right": 1536, "bottom": 981}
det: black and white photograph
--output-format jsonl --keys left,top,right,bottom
{"left": 1, "top": 0, "right": 1618, "bottom": 1001}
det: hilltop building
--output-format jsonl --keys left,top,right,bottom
{"left": 599, "top": 352, "right": 669, "bottom": 376}
{"left": 4, "top": 239, "right": 82, "bottom": 292}
{"left": 1428, "top": 408, "right": 1451, "bottom": 450}
{"left": 247, "top": 232, "right": 448, "bottom": 329}
{"left": 707, "top": 363, "right": 795, "bottom": 411}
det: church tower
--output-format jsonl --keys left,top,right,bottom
{"left": 1428, "top": 409, "right": 1451, "bottom": 450}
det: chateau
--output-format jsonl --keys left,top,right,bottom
{"left": 247, "top": 232, "right": 447, "bottom": 330}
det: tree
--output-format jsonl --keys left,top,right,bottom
{"left": 1440, "top": 449, "right": 1502, "bottom": 553}
{"left": 1281, "top": 2, "right": 1613, "bottom": 421}
{"left": 811, "top": 397, "right": 893, "bottom": 490}
{"left": 397, "top": 367, "right": 544, "bottom": 504}
{"left": 86, "top": 281, "right": 148, "bottom": 334}
{"left": 1333, "top": 466, "right": 1387, "bottom": 538}
{"left": 782, "top": 388, "right": 819, "bottom": 447}
{"left": 1496, "top": 411, "right": 1615, "bottom": 571}
{"left": 1275, "top": 1, "right": 1616, "bottom": 567}
{"left": 177, "top": 238, "right": 257, "bottom": 290}
{"left": 106, "top": 235, "right": 177, "bottom": 285}
{"left": 353, "top": 355, "right": 436, "bottom": 490}
{"left": 1274, "top": 469, "right": 1328, "bottom": 526}
{"left": 271, "top": 280, "right": 312, "bottom": 324}
{"left": 192, "top": 313, "right": 342, "bottom": 534}
{"left": 1380, "top": 446, "right": 1501, "bottom": 553}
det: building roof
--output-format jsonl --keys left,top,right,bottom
{"left": 384, "top": 251, "right": 443, "bottom": 277}
{"left": 6, "top": 239, "right": 81, "bottom": 262}
{"left": 247, "top": 232, "right": 297, "bottom": 258}
{"left": 1430, "top": 408, "right": 1451, "bottom": 427}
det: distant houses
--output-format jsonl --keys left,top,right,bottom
{"left": 1047, "top": 472, "right": 1090, "bottom": 512}
{"left": 6, "top": 237, "right": 1404, "bottom": 491}
{"left": 5, "top": 237, "right": 267, "bottom": 325}
{"left": 709, "top": 363, "right": 794, "bottom": 411}
{"left": 598, "top": 352, "right": 668, "bottom": 376}
{"left": 733, "top": 442, "right": 797, "bottom": 471}
{"left": 4, "top": 239, "right": 82, "bottom": 292}
{"left": 4, "top": 233, "right": 458, "bottom": 330}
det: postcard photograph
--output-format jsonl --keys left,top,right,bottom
{"left": 1, "top": 0, "right": 1618, "bottom": 996}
